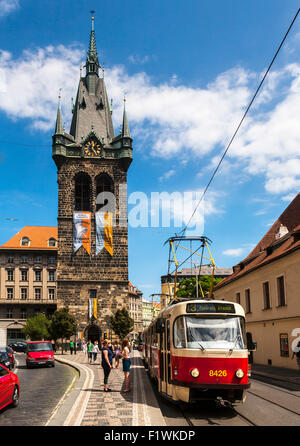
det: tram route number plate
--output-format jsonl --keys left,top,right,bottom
{"left": 209, "top": 370, "right": 228, "bottom": 377}
{"left": 186, "top": 302, "right": 236, "bottom": 314}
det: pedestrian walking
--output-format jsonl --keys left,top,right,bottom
{"left": 101, "top": 340, "right": 113, "bottom": 392}
{"left": 121, "top": 339, "right": 131, "bottom": 393}
{"left": 82, "top": 340, "right": 87, "bottom": 355}
{"left": 92, "top": 340, "right": 100, "bottom": 363}
{"left": 114, "top": 342, "right": 121, "bottom": 369}
{"left": 69, "top": 340, "right": 74, "bottom": 355}
{"left": 292, "top": 341, "right": 300, "bottom": 372}
{"left": 87, "top": 340, "right": 94, "bottom": 364}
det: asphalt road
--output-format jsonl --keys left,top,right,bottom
{"left": 0, "top": 352, "right": 78, "bottom": 426}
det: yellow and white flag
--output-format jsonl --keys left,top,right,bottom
{"left": 95, "top": 212, "right": 113, "bottom": 256}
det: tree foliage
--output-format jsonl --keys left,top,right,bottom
{"left": 110, "top": 308, "right": 134, "bottom": 340}
{"left": 176, "top": 275, "right": 224, "bottom": 299}
{"left": 49, "top": 307, "right": 78, "bottom": 341}
{"left": 22, "top": 313, "right": 51, "bottom": 341}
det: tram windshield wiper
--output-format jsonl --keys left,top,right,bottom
{"left": 187, "top": 329, "right": 206, "bottom": 351}
{"left": 228, "top": 334, "right": 241, "bottom": 353}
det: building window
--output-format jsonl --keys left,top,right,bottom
{"left": 263, "top": 281, "right": 271, "bottom": 309}
{"left": 35, "top": 288, "right": 42, "bottom": 300}
{"left": 20, "top": 308, "right": 27, "bottom": 319}
{"left": 48, "top": 270, "right": 55, "bottom": 282}
{"left": 7, "top": 255, "right": 14, "bottom": 264}
{"left": 89, "top": 289, "right": 97, "bottom": 299}
{"left": 7, "top": 308, "right": 13, "bottom": 319}
{"left": 48, "top": 256, "right": 56, "bottom": 265}
{"left": 280, "top": 333, "right": 289, "bottom": 357}
{"left": 74, "top": 173, "right": 91, "bottom": 211}
{"left": 21, "top": 288, "right": 28, "bottom": 300}
{"left": 21, "top": 255, "right": 28, "bottom": 264}
{"left": 245, "top": 289, "right": 251, "bottom": 313}
{"left": 21, "top": 270, "right": 28, "bottom": 281}
{"left": 7, "top": 269, "right": 14, "bottom": 281}
{"left": 95, "top": 174, "right": 113, "bottom": 211}
{"left": 35, "top": 270, "right": 42, "bottom": 282}
{"left": 48, "top": 238, "right": 57, "bottom": 247}
{"left": 48, "top": 289, "right": 55, "bottom": 300}
{"left": 21, "top": 237, "right": 30, "bottom": 247}
{"left": 277, "top": 276, "right": 286, "bottom": 306}
{"left": 6, "top": 288, "right": 14, "bottom": 300}
{"left": 34, "top": 256, "right": 42, "bottom": 264}
{"left": 236, "top": 292, "right": 240, "bottom": 304}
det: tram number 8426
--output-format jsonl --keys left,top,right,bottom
{"left": 209, "top": 370, "right": 228, "bottom": 377}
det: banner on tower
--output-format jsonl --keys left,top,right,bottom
{"left": 95, "top": 212, "right": 113, "bottom": 256}
{"left": 73, "top": 211, "right": 91, "bottom": 255}
{"left": 89, "top": 298, "right": 97, "bottom": 320}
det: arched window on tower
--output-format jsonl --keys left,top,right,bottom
{"left": 74, "top": 173, "right": 91, "bottom": 211}
{"left": 96, "top": 174, "right": 114, "bottom": 212}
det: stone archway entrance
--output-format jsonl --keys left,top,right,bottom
{"left": 85, "top": 324, "right": 102, "bottom": 344}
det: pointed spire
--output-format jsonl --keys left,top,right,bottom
{"left": 55, "top": 90, "right": 63, "bottom": 134}
{"left": 122, "top": 96, "right": 130, "bottom": 138}
{"left": 86, "top": 13, "right": 99, "bottom": 76}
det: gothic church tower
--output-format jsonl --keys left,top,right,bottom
{"left": 52, "top": 17, "right": 132, "bottom": 341}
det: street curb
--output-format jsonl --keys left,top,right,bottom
{"left": 45, "top": 356, "right": 85, "bottom": 426}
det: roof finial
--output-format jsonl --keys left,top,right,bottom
{"left": 90, "top": 10, "right": 95, "bottom": 31}
{"left": 55, "top": 89, "right": 63, "bottom": 134}
{"left": 122, "top": 93, "right": 131, "bottom": 138}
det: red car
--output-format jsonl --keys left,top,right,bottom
{"left": 26, "top": 341, "right": 55, "bottom": 368}
{"left": 0, "top": 364, "right": 20, "bottom": 411}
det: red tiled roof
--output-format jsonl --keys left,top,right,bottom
{"left": 0, "top": 226, "right": 58, "bottom": 250}
{"left": 215, "top": 193, "right": 300, "bottom": 289}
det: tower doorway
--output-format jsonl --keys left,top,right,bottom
{"left": 85, "top": 324, "right": 102, "bottom": 344}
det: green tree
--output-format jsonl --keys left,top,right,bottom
{"left": 176, "top": 275, "right": 224, "bottom": 299}
{"left": 22, "top": 313, "right": 51, "bottom": 341}
{"left": 49, "top": 307, "right": 78, "bottom": 354}
{"left": 110, "top": 308, "right": 134, "bottom": 340}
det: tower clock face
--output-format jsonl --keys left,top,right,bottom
{"left": 84, "top": 139, "right": 102, "bottom": 157}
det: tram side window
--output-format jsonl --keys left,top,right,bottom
{"left": 174, "top": 317, "right": 186, "bottom": 348}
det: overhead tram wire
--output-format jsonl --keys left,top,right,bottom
{"left": 179, "top": 8, "right": 300, "bottom": 237}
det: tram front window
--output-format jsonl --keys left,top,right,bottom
{"left": 174, "top": 316, "right": 246, "bottom": 350}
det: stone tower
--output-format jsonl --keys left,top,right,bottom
{"left": 52, "top": 17, "right": 132, "bottom": 341}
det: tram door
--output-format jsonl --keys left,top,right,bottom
{"left": 159, "top": 319, "right": 171, "bottom": 396}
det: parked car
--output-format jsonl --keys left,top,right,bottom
{"left": 137, "top": 343, "right": 143, "bottom": 352}
{"left": 0, "top": 364, "right": 20, "bottom": 411}
{"left": 26, "top": 341, "right": 55, "bottom": 368}
{"left": 0, "top": 348, "right": 15, "bottom": 369}
{"left": 0, "top": 352, "right": 11, "bottom": 370}
{"left": 8, "top": 342, "right": 27, "bottom": 353}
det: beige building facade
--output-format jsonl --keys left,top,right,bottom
{"left": 214, "top": 194, "right": 300, "bottom": 370}
{"left": 128, "top": 282, "right": 143, "bottom": 340}
{"left": 0, "top": 226, "right": 57, "bottom": 345}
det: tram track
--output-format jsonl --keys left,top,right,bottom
{"left": 247, "top": 389, "right": 300, "bottom": 417}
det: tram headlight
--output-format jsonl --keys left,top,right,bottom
{"left": 190, "top": 368, "right": 200, "bottom": 378}
{"left": 235, "top": 369, "right": 244, "bottom": 379}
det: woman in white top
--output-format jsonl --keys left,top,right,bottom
{"left": 121, "top": 339, "right": 131, "bottom": 392}
{"left": 92, "top": 340, "right": 100, "bottom": 363}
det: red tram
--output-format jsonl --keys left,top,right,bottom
{"left": 143, "top": 299, "right": 252, "bottom": 406}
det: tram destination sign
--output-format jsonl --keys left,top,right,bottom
{"left": 186, "top": 302, "right": 236, "bottom": 314}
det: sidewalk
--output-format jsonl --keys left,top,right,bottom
{"left": 251, "top": 363, "right": 300, "bottom": 386}
{"left": 47, "top": 349, "right": 167, "bottom": 427}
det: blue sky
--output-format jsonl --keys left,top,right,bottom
{"left": 0, "top": 0, "right": 300, "bottom": 300}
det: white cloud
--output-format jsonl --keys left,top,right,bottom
{"left": 222, "top": 248, "right": 244, "bottom": 257}
{"left": 0, "top": 0, "right": 19, "bottom": 17}
{"left": 0, "top": 45, "right": 84, "bottom": 130}
{"left": 158, "top": 170, "right": 176, "bottom": 182}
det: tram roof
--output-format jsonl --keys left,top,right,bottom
{"left": 145, "top": 299, "right": 245, "bottom": 330}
